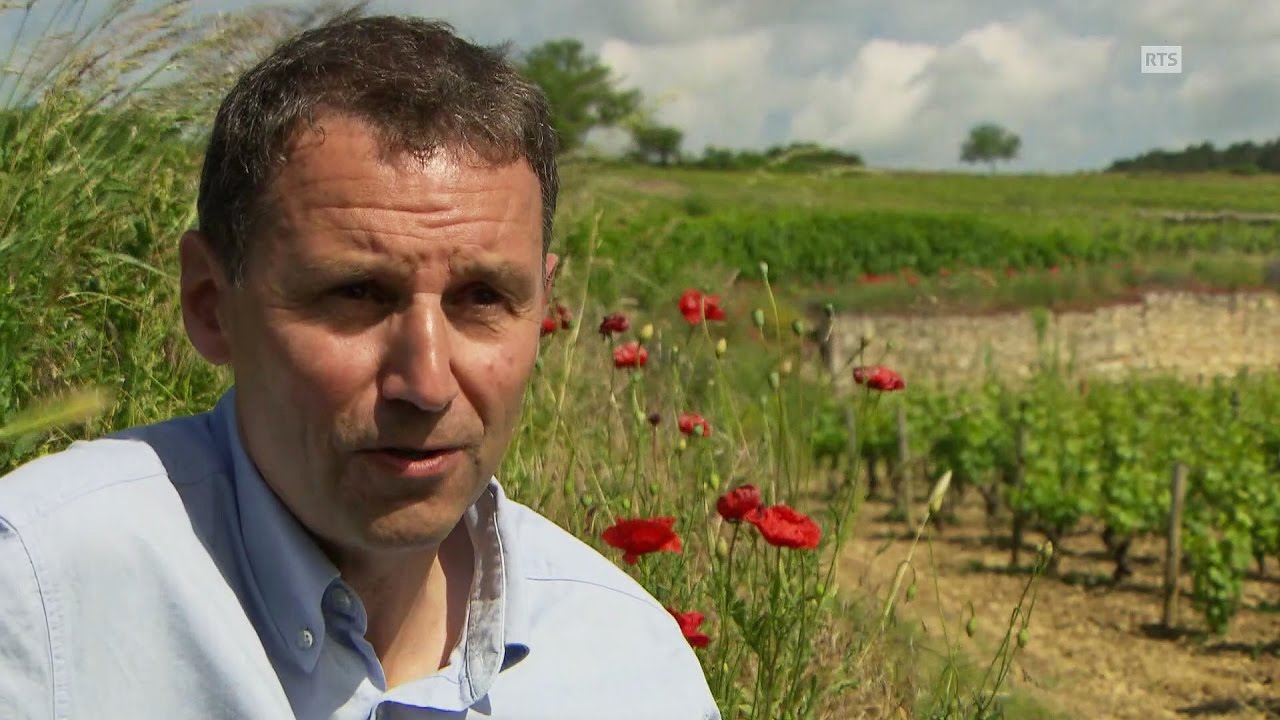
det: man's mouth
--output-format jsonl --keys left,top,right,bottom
{"left": 356, "top": 445, "right": 467, "bottom": 479}
{"left": 374, "top": 447, "right": 454, "bottom": 460}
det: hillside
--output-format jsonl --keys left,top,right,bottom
{"left": 553, "top": 164, "right": 1280, "bottom": 316}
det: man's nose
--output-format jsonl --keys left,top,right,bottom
{"left": 379, "top": 299, "right": 460, "bottom": 412}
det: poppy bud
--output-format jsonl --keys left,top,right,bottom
{"left": 768, "top": 371, "right": 781, "bottom": 390}
{"left": 634, "top": 409, "right": 647, "bottom": 424}
{"left": 648, "top": 482, "right": 660, "bottom": 495}
{"left": 758, "top": 261, "right": 769, "bottom": 279}
{"left": 715, "top": 537, "right": 730, "bottom": 559}
{"left": 708, "top": 471, "right": 722, "bottom": 491}
{"left": 715, "top": 338, "right": 727, "bottom": 358}
{"left": 905, "top": 583, "right": 917, "bottom": 602}
{"left": 1017, "top": 628, "right": 1030, "bottom": 648}
{"left": 620, "top": 497, "right": 631, "bottom": 512}
{"left": 677, "top": 437, "right": 688, "bottom": 452}
{"left": 965, "top": 617, "right": 977, "bottom": 638}
{"left": 534, "top": 356, "right": 544, "bottom": 371}
{"left": 638, "top": 323, "right": 654, "bottom": 342}
{"left": 791, "top": 319, "right": 805, "bottom": 336}
{"left": 751, "top": 309, "right": 766, "bottom": 329}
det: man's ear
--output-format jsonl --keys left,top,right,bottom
{"left": 179, "top": 230, "right": 234, "bottom": 366}
{"left": 543, "top": 252, "right": 559, "bottom": 296}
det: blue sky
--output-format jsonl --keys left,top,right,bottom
{"left": 9, "top": 0, "right": 1279, "bottom": 172}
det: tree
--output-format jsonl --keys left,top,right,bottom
{"left": 960, "top": 123, "right": 1021, "bottom": 173}
{"left": 630, "top": 122, "right": 683, "bottom": 165}
{"left": 518, "top": 39, "right": 642, "bottom": 153}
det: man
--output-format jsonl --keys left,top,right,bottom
{"left": 0, "top": 15, "right": 719, "bottom": 720}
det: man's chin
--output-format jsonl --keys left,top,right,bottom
{"left": 354, "top": 502, "right": 463, "bottom": 551}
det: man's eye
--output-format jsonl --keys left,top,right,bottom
{"left": 332, "top": 282, "right": 380, "bottom": 302}
{"left": 465, "top": 285, "right": 504, "bottom": 306}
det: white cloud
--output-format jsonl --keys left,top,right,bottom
{"left": 598, "top": 29, "right": 791, "bottom": 151}
{"left": 35, "top": 0, "right": 1280, "bottom": 171}
{"left": 791, "top": 39, "right": 937, "bottom": 148}
{"left": 789, "top": 17, "right": 1115, "bottom": 168}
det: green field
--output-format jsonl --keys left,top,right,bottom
{"left": 550, "top": 162, "right": 1280, "bottom": 317}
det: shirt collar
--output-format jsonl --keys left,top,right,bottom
{"left": 467, "top": 481, "right": 530, "bottom": 673}
{"left": 209, "top": 387, "right": 531, "bottom": 687}
{"left": 211, "top": 387, "right": 338, "bottom": 673}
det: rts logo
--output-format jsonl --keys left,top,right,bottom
{"left": 1141, "top": 46, "right": 1182, "bottom": 74}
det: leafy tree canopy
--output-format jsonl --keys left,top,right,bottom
{"left": 960, "top": 123, "right": 1020, "bottom": 172}
{"left": 518, "top": 38, "right": 642, "bottom": 153}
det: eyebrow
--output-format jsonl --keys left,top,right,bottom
{"left": 294, "top": 253, "right": 537, "bottom": 294}
{"left": 448, "top": 255, "right": 537, "bottom": 294}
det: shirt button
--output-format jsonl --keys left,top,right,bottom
{"left": 297, "top": 628, "right": 315, "bottom": 650}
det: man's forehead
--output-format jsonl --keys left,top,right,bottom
{"left": 277, "top": 113, "right": 536, "bottom": 187}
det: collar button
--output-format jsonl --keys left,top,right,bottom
{"left": 297, "top": 627, "right": 315, "bottom": 650}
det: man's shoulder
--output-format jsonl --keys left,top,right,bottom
{"left": 491, "top": 493, "right": 721, "bottom": 718}
{"left": 0, "top": 411, "right": 219, "bottom": 529}
{"left": 497, "top": 496, "right": 664, "bottom": 611}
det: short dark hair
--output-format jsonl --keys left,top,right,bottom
{"left": 197, "top": 14, "right": 559, "bottom": 284}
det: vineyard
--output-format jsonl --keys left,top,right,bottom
{"left": 839, "top": 362, "right": 1280, "bottom": 636}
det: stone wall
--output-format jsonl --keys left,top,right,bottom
{"left": 824, "top": 291, "right": 1280, "bottom": 389}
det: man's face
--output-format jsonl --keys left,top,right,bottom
{"left": 213, "top": 116, "right": 552, "bottom": 555}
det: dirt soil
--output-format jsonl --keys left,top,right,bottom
{"left": 839, "top": 496, "right": 1280, "bottom": 719}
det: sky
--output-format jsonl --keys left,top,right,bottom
{"left": 10, "top": 0, "right": 1280, "bottom": 172}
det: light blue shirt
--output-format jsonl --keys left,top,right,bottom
{"left": 0, "top": 388, "right": 720, "bottom": 720}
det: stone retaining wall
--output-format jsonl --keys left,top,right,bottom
{"left": 825, "top": 291, "right": 1280, "bottom": 388}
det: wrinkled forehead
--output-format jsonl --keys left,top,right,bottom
{"left": 246, "top": 115, "right": 543, "bottom": 270}
{"left": 244, "top": 113, "right": 544, "bottom": 256}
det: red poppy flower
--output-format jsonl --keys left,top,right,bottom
{"left": 678, "top": 289, "right": 726, "bottom": 325}
{"left": 540, "top": 316, "right": 558, "bottom": 336}
{"left": 745, "top": 505, "right": 821, "bottom": 549}
{"left": 599, "top": 313, "right": 630, "bottom": 337}
{"left": 859, "top": 272, "right": 895, "bottom": 285}
{"left": 716, "top": 484, "right": 762, "bottom": 522}
{"left": 677, "top": 412, "right": 711, "bottom": 437}
{"left": 852, "top": 365, "right": 905, "bottom": 391}
{"left": 613, "top": 341, "right": 648, "bottom": 369}
{"left": 555, "top": 303, "right": 573, "bottom": 329}
{"left": 601, "top": 517, "right": 682, "bottom": 564}
{"left": 666, "top": 607, "right": 711, "bottom": 648}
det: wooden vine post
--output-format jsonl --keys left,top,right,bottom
{"left": 896, "top": 404, "right": 914, "bottom": 527}
{"left": 818, "top": 312, "right": 859, "bottom": 492}
{"left": 1009, "top": 401, "right": 1028, "bottom": 569}
{"left": 1162, "top": 461, "right": 1188, "bottom": 629}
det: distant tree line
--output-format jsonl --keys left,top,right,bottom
{"left": 1107, "top": 139, "right": 1280, "bottom": 174}
{"left": 516, "top": 38, "right": 861, "bottom": 171}
{"left": 686, "top": 142, "right": 863, "bottom": 172}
